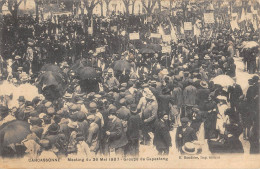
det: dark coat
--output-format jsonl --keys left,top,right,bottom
{"left": 176, "top": 126, "right": 197, "bottom": 150}
{"left": 153, "top": 119, "right": 172, "bottom": 149}
{"left": 107, "top": 117, "right": 128, "bottom": 149}
{"left": 183, "top": 85, "right": 197, "bottom": 105}
{"left": 157, "top": 94, "right": 173, "bottom": 117}
{"left": 227, "top": 84, "right": 243, "bottom": 105}
{"left": 126, "top": 113, "right": 142, "bottom": 140}
{"left": 196, "top": 88, "right": 210, "bottom": 111}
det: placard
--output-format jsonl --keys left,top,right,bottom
{"left": 184, "top": 22, "right": 193, "bottom": 30}
{"left": 162, "top": 46, "right": 171, "bottom": 53}
{"left": 129, "top": 33, "right": 140, "bottom": 40}
{"left": 204, "top": 13, "right": 215, "bottom": 23}
{"left": 162, "top": 35, "right": 172, "bottom": 42}
{"left": 150, "top": 33, "right": 161, "bottom": 38}
{"left": 88, "top": 27, "right": 93, "bottom": 35}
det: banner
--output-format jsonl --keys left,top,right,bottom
{"left": 150, "top": 33, "right": 161, "bottom": 38}
{"left": 184, "top": 22, "right": 193, "bottom": 30}
{"left": 230, "top": 20, "right": 240, "bottom": 31}
{"left": 129, "top": 33, "right": 140, "bottom": 40}
{"left": 204, "top": 13, "right": 214, "bottom": 23}
{"left": 162, "top": 46, "right": 171, "bottom": 53}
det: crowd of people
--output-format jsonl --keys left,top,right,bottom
{"left": 0, "top": 0, "right": 259, "bottom": 159}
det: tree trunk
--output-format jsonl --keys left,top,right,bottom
{"left": 157, "top": 0, "right": 161, "bottom": 12}
{"left": 35, "top": 0, "right": 39, "bottom": 22}
{"left": 125, "top": 5, "right": 129, "bottom": 16}
{"left": 100, "top": 0, "right": 103, "bottom": 16}
{"left": 132, "top": 1, "right": 135, "bottom": 14}
{"left": 106, "top": 2, "right": 109, "bottom": 16}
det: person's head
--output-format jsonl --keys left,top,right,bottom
{"left": 162, "top": 114, "right": 168, "bottom": 122}
{"left": 88, "top": 102, "right": 97, "bottom": 114}
{"left": 107, "top": 68, "right": 113, "bottom": 77}
{"left": 181, "top": 117, "right": 189, "bottom": 128}
{"left": 108, "top": 108, "right": 117, "bottom": 120}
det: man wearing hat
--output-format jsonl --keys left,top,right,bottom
{"left": 116, "top": 98, "right": 131, "bottom": 131}
{"left": 103, "top": 68, "right": 119, "bottom": 92}
{"left": 153, "top": 113, "right": 172, "bottom": 155}
{"left": 126, "top": 104, "right": 142, "bottom": 156}
{"left": 137, "top": 88, "right": 158, "bottom": 145}
{"left": 176, "top": 117, "right": 197, "bottom": 151}
{"left": 86, "top": 114, "right": 100, "bottom": 154}
{"left": 196, "top": 81, "right": 210, "bottom": 112}
{"left": 105, "top": 108, "right": 128, "bottom": 156}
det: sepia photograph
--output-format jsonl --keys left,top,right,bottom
{"left": 0, "top": 0, "right": 259, "bottom": 168}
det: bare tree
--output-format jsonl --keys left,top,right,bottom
{"left": 131, "top": 0, "right": 136, "bottom": 14}
{"left": 104, "top": 0, "right": 111, "bottom": 16}
{"left": 141, "top": 0, "right": 157, "bottom": 16}
{"left": 83, "top": 0, "right": 100, "bottom": 19}
{"left": 122, "top": 0, "right": 130, "bottom": 16}
{"left": 7, "top": 0, "right": 24, "bottom": 27}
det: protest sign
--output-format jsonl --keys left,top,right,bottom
{"left": 204, "top": 13, "right": 215, "bottom": 23}
{"left": 184, "top": 22, "right": 193, "bottom": 30}
{"left": 150, "top": 33, "right": 162, "bottom": 38}
{"left": 162, "top": 46, "right": 171, "bottom": 53}
{"left": 129, "top": 33, "right": 140, "bottom": 40}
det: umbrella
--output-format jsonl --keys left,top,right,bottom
{"left": 113, "top": 60, "right": 131, "bottom": 72}
{"left": 139, "top": 48, "right": 155, "bottom": 54}
{"left": 212, "top": 75, "right": 234, "bottom": 87}
{"left": 0, "top": 120, "right": 31, "bottom": 148}
{"left": 37, "top": 71, "right": 64, "bottom": 88}
{"left": 78, "top": 67, "right": 97, "bottom": 80}
{"left": 40, "top": 64, "right": 62, "bottom": 73}
{"left": 242, "top": 41, "right": 259, "bottom": 49}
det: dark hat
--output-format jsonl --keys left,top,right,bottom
{"left": 252, "top": 75, "right": 259, "bottom": 83}
{"left": 109, "top": 107, "right": 117, "bottom": 115}
{"left": 76, "top": 111, "right": 86, "bottom": 122}
{"left": 29, "top": 117, "right": 42, "bottom": 126}
{"left": 47, "top": 123, "right": 60, "bottom": 135}
{"left": 18, "top": 96, "right": 26, "bottom": 102}
{"left": 181, "top": 117, "right": 190, "bottom": 123}
{"left": 0, "top": 106, "right": 9, "bottom": 117}
{"left": 130, "top": 104, "right": 137, "bottom": 113}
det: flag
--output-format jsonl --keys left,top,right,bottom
{"left": 180, "top": 22, "right": 184, "bottom": 34}
{"left": 194, "top": 20, "right": 201, "bottom": 37}
{"left": 168, "top": 17, "right": 177, "bottom": 43}
{"left": 239, "top": 8, "right": 246, "bottom": 23}
{"left": 158, "top": 24, "right": 165, "bottom": 36}
{"left": 230, "top": 20, "right": 240, "bottom": 31}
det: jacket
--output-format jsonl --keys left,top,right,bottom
{"left": 183, "top": 85, "right": 197, "bottom": 105}
{"left": 87, "top": 122, "right": 100, "bottom": 152}
{"left": 176, "top": 126, "right": 197, "bottom": 150}
{"left": 126, "top": 114, "right": 142, "bottom": 140}
{"left": 153, "top": 119, "right": 172, "bottom": 149}
{"left": 107, "top": 117, "right": 128, "bottom": 149}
